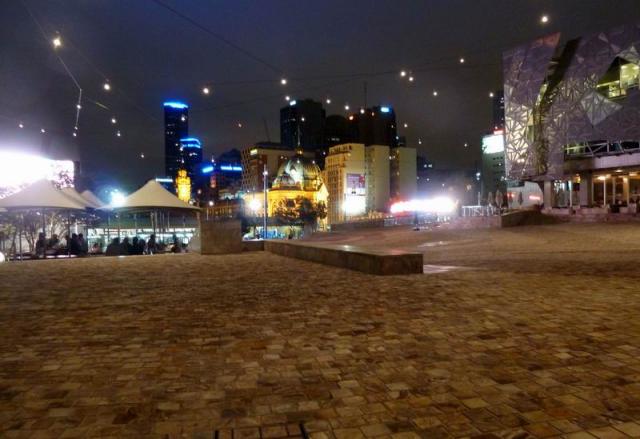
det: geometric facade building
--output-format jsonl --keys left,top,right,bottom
{"left": 504, "top": 24, "right": 640, "bottom": 208}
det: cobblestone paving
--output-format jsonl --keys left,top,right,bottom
{"left": 3, "top": 223, "right": 640, "bottom": 438}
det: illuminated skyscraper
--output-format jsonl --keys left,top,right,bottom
{"left": 179, "top": 137, "right": 203, "bottom": 180}
{"left": 164, "top": 101, "right": 189, "bottom": 178}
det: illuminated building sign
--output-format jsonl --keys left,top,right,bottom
{"left": 164, "top": 101, "right": 188, "bottom": 109}
{"left": 179, "top": 137, "right": 201, "bottom": 149}
{"left": 219, "top": 165, "right": 242, "bottom": 172}
{"left": 155, "top": 177, "right": 173, "bottom": 183}
{"left": 250, "top": 149, "right": 258, "bottom": 156}
{"left": 482, "top": 133, "right": 505, "bottom": 154}
{"left": 380, "top": 106, "right": 391, "bottom": 113}
{"left": 0, "top": 151, "right": 74, "bottom": 198}
{"left": 201, "top": 165, "right": 214, "bottom": 174}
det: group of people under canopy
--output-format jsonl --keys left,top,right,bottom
{"left": 104, "top": 233, "right": 184, "bottom": 256}
{"left": 0, "top": 179, "right": 199, "bottom": 260}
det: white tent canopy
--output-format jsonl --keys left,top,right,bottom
{"left": 103, "top": 180, "right": 199, "bottom": 210}
{"left": 0, "top": 180, "right": 87, "bottom": 210}
{"left": 62, "top": 187, "right": 96, "bottom": 209}
{"left": 81, "top": 190, "right": 104, "bottom": 208}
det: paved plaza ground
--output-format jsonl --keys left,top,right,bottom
{"left": 3, "top": 223, "right": 640, "bottom": 438}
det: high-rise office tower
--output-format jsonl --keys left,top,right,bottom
{"left": 164, "top": 101, "right": 189, "bottom": 178}
{"left": 179, "top": 137, "right": 203, "bottom": 180}
{"left": 280, "top": 99, "right": 326, "bottom": 151}
{"left": 347, "top": 106, "right": 397, "bottom": 147}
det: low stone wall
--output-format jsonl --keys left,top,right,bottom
{"left": 200, "top": 220, "right": 243, "bottom": 254}
{"left": 265, "top": 240, "right": 423, "bottom": 275}
{"left": 445, "top": 209, "right": 562, "bottom": 229}
{"left": 329, "top": 219, "right": 386, "bottom": 232}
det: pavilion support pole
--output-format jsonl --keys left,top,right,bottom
{"left": 117, "top": 213, "right": 121, "bottom": 239}
{"left": 107, "top": 214, "right": 110, "bottom": 242}
{"left": 568, "top": 181, "right": 573, "bottom": 209}
{"left": 134, "top": 213, "right": 138, "bottom": 235}
{"left": 67, "top": 211, "right": 71, "bottom": 257}
{"left": 18, "top": 214, "right": 23, "bottom": 261}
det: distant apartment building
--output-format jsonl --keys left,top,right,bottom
{"left": 390, "top": 145, "right": 417, "bottom": 201}
{"left": 481, "top": 130, "right": 507, "bottom": 196}
{"left": 325, "top": 143, "right": 367, "bottom": 224}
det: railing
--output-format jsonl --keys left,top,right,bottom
{"left": 461, "top": 205, "right": 501, "bottom": 217}
{"left": 565, "top": 141, "right": 640, "bottom": 159}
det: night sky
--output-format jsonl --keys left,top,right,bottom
{"left": 2, "top": 0, "right": 640, "bottom": 192}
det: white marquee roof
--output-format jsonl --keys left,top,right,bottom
{"left": 62, "top": 187, "right": 96, "bottom": 209}
{"left": 81, "top": 190, "right": 104, "bottom": 208}
{"left": 103, "top": 180, "right": 199, "bottom": 210}
{"left": 0, "top": 180, "right": 87, "bottom": 210}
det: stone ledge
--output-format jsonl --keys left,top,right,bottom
{"left": 265, "top": 240, "right": 423, "bottom": 275}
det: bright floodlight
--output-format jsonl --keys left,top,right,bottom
{"left": 249, "top": 198, "right": 261, "bottom": 212}
{"left": 103, "top": 82, "right": 111, "bottom": 91}
{"left": 433, "top": 90, "right": 438, "bottom": 96}
{"left": 40, "top": 128, "right": 46, "bottom": 133}
{"left": 202, "top": 86, "right": 210, "bottom": 95}
{"left": 541, "top": 15, "right": 549, "bottom": 24}
{"left": 343, "top": 196, "right": 366, "bottom": 215}
{"left": 403, "top": 123, "right": 408, "bottom": 128}
{"left": 116, "top": 130, "right": 121, "bottom": 137}
{"left": 344, "top": 104, "right": 350, "bottom": 111}
{"left": 390, "top": 197, "right": 456, "bottom": 215}
{"left": 489, "top": 92, "right": 495, "bottom": 98}
{"left": 408, "top": 76, "right": 414, "bottom": 82}
{"left": 110, "top": 190, "right": 126, "bottom": 207}
{"left": 111, "top": 117, "right": 117, "bottom": 124}
{"left": 400, "top": 70, "right": 407, "bottom": 77}
{"left": 18, "top": 123, "right": 24, "bottom": 128}
{"left": 52, "top": 36, "right": 61, "bottom": 48}
{"left": 326, "top": 98, "right": 331, "bottom": 104}
{"left": 459, "top": 57, "right": 465, "bottom": 63}
{"left": 285, "top": 95, "right": 290, "bottom": 101}
{"left": 280, "top": 78, "right": 287, "bottom": 85}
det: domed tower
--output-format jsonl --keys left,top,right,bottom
{"left": 272, "top": 150, "right": 323, "bottom": 191}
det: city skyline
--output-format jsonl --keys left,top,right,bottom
{"left": 2, "top": 0, "right": 640, "bottom": 190}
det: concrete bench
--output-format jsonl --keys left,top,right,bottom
{"left": 265, "top": 240, "right": 423, "bottom": 275}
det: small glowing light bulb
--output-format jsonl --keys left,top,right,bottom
{"left": 103, "top": 82, "right": 111, "bottom": 91}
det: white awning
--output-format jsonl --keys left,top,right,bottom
{"left": 0, "top": 180, "right": 87, "bottom": 210}
{"left": 80, "top": 190, "right": 104, "bottom": 208}
{"left": 102, "top": 180, "right": 199, "bottom": 210}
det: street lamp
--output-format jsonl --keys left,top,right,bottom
{"left": 263, "top": 166, "right": 268, "bottom": 239}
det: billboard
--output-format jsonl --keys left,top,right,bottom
{"left": 482, "top": 132, "right": 505, "bottom": 155}
{"left": 0, "top": 151, "right": 75, "bottom": 199}
{"left": 346, "top": 173, "right": 365, "bottom": 195}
